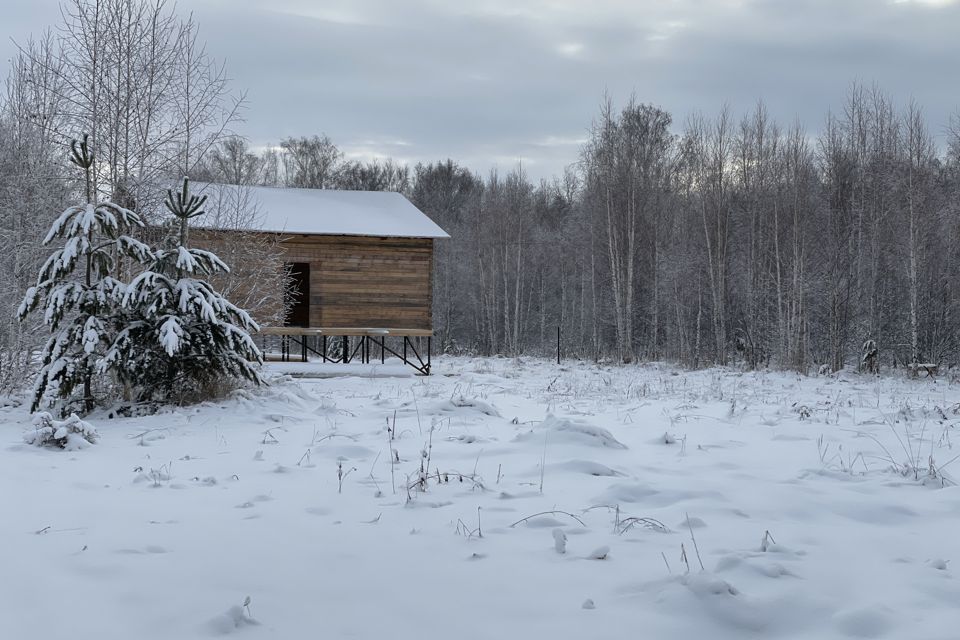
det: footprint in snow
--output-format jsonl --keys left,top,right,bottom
{"left": 116, "top": 545, "right": 169, "bottom": 555}
{"left": 678, "top": 515, "right": 707, "bottom": 529}
{"left": 715, "top": 554, "right": 797, "bottom": 579}
{"left": 832, "top": 605, "right": 895, "bottom": 638}
{"left": 552, "top": 459, "right": 623, "bottom": 477}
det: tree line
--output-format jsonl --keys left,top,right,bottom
{"left": 202, "top": 91, "right": 960, "bottom": 373}
{"left": 0, "top": 0, "right": 282, "bottom": 391}
{"left": 3, "top": 0, "right": 960, "bottom": 388}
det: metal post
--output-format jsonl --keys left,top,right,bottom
{"left": 381, "top": 337, "right": 385, "bottom": 364}
{"left": 427, "top": 336, "right": 432, "bottom": 375}
{"left": 557, "top": 325, "right": 561, "bottom": 365}
{"left": 302, "top": 335, "right": 307, "bottom": 362}
{"left": 343, "top": 336, "right": 348, "bottom": 363}
{"left": 403, "top": 337, "right": 407, "bottom": 365}
{"left": 322, "top": 335, "right": 327, "bottom": 363}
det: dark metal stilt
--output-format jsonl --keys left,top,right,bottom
{"left": 260, "top": 330, "right": 434, "bottom": 375}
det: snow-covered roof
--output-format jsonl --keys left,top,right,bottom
{"left": 192, "top": 183, "right": 449, "bottom": 239}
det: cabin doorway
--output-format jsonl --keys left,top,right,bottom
{"left": 285, "top": 262, "right": 310, "bottom": 327}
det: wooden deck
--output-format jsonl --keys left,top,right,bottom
{"left": 259, "top": 326, "right": 433, "bottom": 337}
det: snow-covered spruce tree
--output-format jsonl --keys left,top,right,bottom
{"left": 17, "top": 135, "right": 151, "bottom": 413}
{"left": 106, "top": 178, "right": 263, "bottom": 403}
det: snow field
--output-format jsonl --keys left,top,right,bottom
{"left": 2, "top": 357, "right": 960, "bottom": 639}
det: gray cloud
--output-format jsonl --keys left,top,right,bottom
{"left": 3, "top": 0, "right": 959, "bottom": 180}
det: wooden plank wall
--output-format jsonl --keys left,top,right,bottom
{"left": 278, "top": 234, "right": 434, "bottom": 331}
{"left": 189, "top": 231, "right": 436, "bottom": 331}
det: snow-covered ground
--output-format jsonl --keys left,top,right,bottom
{"left": 3, "top": 357, "right": 959, "bottom": 639}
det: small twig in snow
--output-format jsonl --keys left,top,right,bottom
{"left": 685, "top": 511, "right": 705, "bottom": 570}
{"left": 509, "top": 510, "right": 586, "bottom": 528}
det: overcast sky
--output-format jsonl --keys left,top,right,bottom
{"left": 3, "top": 0, "right": 959, "bottom": 180}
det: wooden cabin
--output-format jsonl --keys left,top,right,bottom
{"left": 193, "top": 184, "right": 449, "bottom": 372}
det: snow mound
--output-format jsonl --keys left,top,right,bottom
{"left": 23, "top": 412, "right": 99, "bottom": 450}
{"left": 518, "top": 515, "right": 569, "bottom": 528}
{"left": 516, "top": 415, "right": 627, "bottom": 449}
{"left": 622, "top": 572, "right": 776, "bottom": 633}
{"left": 207, "top": 604, "right": 259, "bottom": 635}
{"left": 440, "top": 395, "right": 501, "bottom": 417}
{"left": 599, "top": 483, "right": 724, "bottom": 507}
{"left": 715, "top": 554, "right": 797, "bottom": 579}
{"left": 679, "top": 515, "right": 708, "bottom": 529}
{"left": 552, "top": 528, "right": 567, "bottom": 553}
{"left": 587, "top": 546, "right": 610, "bottom": 560}
{"left": 832, "top": 604, "right": 895, "bottom": 638}
{"left": 683, "top": 572, "right": 740, "bottom": 597}
{"left": 552, "top": 459, "right": 624, "bottom": 477}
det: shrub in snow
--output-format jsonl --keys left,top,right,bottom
{"left": 104, "top": 178, "right": 263, "bottom": 404}
{"left": 17, "top": 135, "right": 152, "bottom": 413}
{"left": 24, "top": 412, "right": 99, "bottom": 450}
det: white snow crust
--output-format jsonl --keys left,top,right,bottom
{"left": 2, "top": 357, "right": 959, "bottom": 639}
